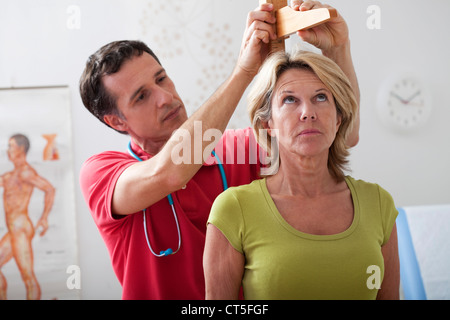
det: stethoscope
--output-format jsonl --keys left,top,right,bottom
{"left": 127, "top": 141, "right": 228, "bottom": 257}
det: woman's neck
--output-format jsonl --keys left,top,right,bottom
{"left": 266, "top": 151, "right": 338, "bottom": 198}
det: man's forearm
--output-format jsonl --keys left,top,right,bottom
{"left": 323, "top": 40, "right": 359, "bottom": 103}
{"left": 162, "top": 66, "right": 255, "bottom": 184}
{"left": 114, "top": 66, "right": 257, "bottom": 215}
{"left": 323, "top": 40, "right": 360, "bottom": 147}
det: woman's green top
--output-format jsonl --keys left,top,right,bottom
{"left": 208, "top": 176, "right": 398, "bottom": 300}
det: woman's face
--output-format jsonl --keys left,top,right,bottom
{"left": 267, "top": 68, "right": 341, "bottom": 159}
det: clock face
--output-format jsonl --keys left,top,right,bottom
{"left": 377, "top": 75, "right": 431, "bottom": 131}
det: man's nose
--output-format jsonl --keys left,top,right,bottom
{"left": 155, "top": 87, "right": 174, "bottom": 108}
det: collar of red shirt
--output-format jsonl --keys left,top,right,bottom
{"left": 128, "top": 139, "right": 219, "bottom": 166}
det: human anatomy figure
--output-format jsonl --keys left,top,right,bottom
{"left": 0, "top": 134, "right": 55, "bottom": 300}
{"left": 42, "top": 134, "right": 59, "bottom": 161}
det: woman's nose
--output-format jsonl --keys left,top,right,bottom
{"left": 299, "top": 103, "right": 317, "bottom": 121}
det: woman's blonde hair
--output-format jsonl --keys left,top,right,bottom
{"left": 247, "top": 50, "right": 358, "bottom": 181}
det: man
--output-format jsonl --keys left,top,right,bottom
{"left": 0, "top": 134, "right": 55, "bottom": 300}
{"left": 79, "top": 1, "right": 360, "bottom": 299}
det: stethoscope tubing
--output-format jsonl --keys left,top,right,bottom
{"left": 127, "top": 141, "right": 227, "bottom": 257}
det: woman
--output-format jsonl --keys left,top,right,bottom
{"left": 203, "top": 50, "right": 399, "bottom": 300}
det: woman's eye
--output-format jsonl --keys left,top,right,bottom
{"left": 283, "top": 96, "right": 296, "bottom": 104}
{"left": 316, "top": 93, "right": 328, "bottom": 102}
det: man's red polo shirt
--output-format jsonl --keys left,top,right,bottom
{"left": 79, "top": 128, "right": 262, "bottom": 299}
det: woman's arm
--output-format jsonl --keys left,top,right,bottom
{"left": 203, "top": 224, "right": 245, "bottom": 300}
{"left": 377, "top": 223, "right": 400, "bottom": 300}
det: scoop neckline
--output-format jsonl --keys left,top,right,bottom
{"left": 259, "top": 176, "right": 360, "bottom": 241}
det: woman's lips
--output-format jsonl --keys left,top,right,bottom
{"left": 299, "top": 128, "right": 321, "bottom": 136}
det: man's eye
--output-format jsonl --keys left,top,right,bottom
{"left": 136, "top": 91, "right": 148, "bottom": 103}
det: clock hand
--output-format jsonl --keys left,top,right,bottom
{"left": 390, "top": 91, "right": 407, "bottom": 104}
{"left": 404, "top": 90, "right": 421, "bottom": 104}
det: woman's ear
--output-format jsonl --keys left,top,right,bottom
{"left": 262, "top": 119, "right": 276, "bottom": 137}
{"left": 335, "top": 113, "right": 342, "bottom": 133}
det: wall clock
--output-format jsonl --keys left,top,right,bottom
{"left": 377, "top": 73, "right": 432, "bottom": 131}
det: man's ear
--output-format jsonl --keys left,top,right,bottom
{"left": 103, "top": 114, "right": 128, "bottom": 132}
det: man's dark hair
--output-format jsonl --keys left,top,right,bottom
{"left": 79, "top": 40, "right": 161, "bottom": 134}
{"left": 10, "top": 134, "right": 30, "bottom": 154}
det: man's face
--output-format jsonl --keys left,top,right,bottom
{"left": 7, "top": 138, "right": 24, "bottom": 162}
{"left": 102, "top": 52, "right": 188, "bottom": 153}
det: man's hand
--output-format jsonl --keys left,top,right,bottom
{"left": 237, "top": 3, "right": 277, "bottom": 77}
{"left": 290, "top": 0, "right": 350, "bottom": 53}
{"left": 35, "top": 218, "right": 49, "bottom": 236}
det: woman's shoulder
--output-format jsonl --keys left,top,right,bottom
{"left": 346, "top": 176, "right": 396, "bottom": 214}
{"left": 212, "top": 179, "right": 266, "bottom": 213}
{"left": 345, "top": 176, "right": 390, "bottom": 196}
{"left": 221, "top": 178, "right": 265, "bottom": 199}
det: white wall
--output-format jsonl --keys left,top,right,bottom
{"left": 1, "top": 0, "right": 449, "bottom": 299}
